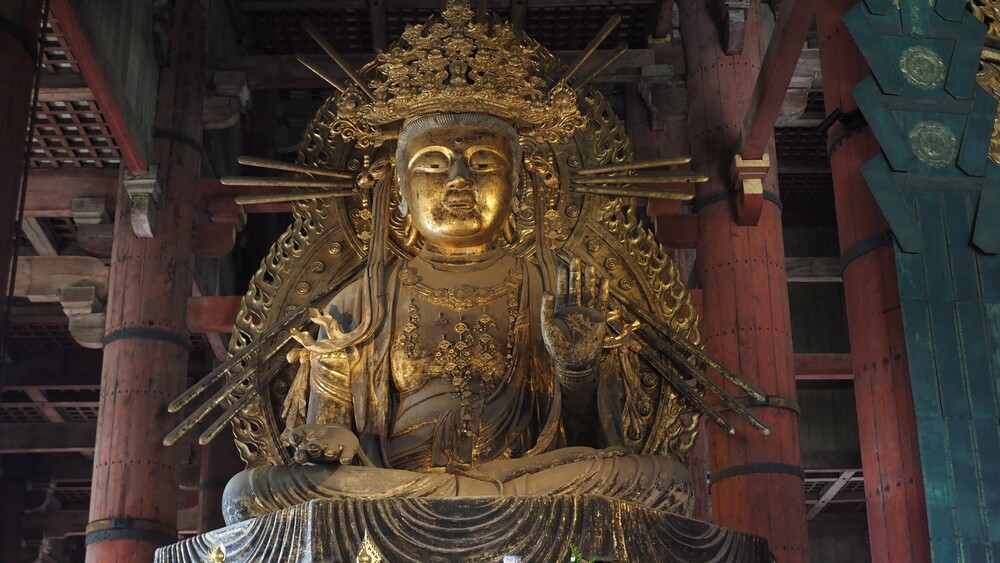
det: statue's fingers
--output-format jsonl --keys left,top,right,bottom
{"left": 294, "top": 448, "right": 309, "bottom": 464}
{"left": 340, "top": 445, "right": 358, "bottom": 465}
{"left": 584, "top": 265, "right": 598, "bottom": 308}
{"left": 307, "top": 443, "right": 322, "bottom": 458}
{"left": 556, "top": 266, "right": 568, "bottom": 308}
{"left": 541, "top": 293, "right": 556, "bottom": 325}
{"left": 596, "top": 278, "right": 610, "bottom": 313}
{"left": 569, "top": 256, "right": 582, "bottom": 307}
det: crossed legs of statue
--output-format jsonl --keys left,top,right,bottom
{"left": 222, "top": 448, "right": 694, "bottom": 525}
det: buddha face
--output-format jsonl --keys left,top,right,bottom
{"left": 399, "top": 124, "right": 514, "bottom": 252}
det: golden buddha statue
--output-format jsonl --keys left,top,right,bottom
{"left": 220, "top": 112, "right": 694, "bottom": 523}
{"left": 161, "top": 3, "right": 770, "bottom": 559}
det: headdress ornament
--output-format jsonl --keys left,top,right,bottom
{"left": 332, "top": 0, "right": 586, "bottom": 147}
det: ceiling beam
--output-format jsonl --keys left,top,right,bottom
{"left": 213, "top": 48, "right": 654, "bottom": 90}
{"left": 807, "top": 470, "right": 858, "bottom": 519}
{"left": 794, "top": 353, "right": 853, "bottom": 381}
{"left": 785, "top": 256, "right": 841, "bottom": 282}
{"left": 739, "top": 0, "right": 816, "bottom": 159}
{"left": 23, "top": 169, "right": 118, "bottom": 219}
{"left": 0, "top": 422, "right": 96, "bottom": 453}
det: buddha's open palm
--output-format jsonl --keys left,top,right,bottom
{"left": 541, "top": 257, "right": 610, "bottom": 372}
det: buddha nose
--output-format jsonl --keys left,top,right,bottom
{"left": 446, "top": 158, "right": 473, "bottom": 189}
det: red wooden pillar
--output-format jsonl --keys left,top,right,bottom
{"left": 815, "top": 1, "right": 930, "bottom": 561}
{"left": 678, "top": 0, "right": 809, "bottom": 559}
{"left": 0, "top": 0, "right": 43, "bottom": 335}
{"left": 85, "top": 1, "right": 206, "bottom": 561}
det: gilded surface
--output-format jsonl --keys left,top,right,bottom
{"left": 971, "top": 0, "right": 1000, "bottom": 164}
{"left": 977, "top": 57, "right": 1000, "bottom": 164}
{"left": 155, "top": 497, "right": 771, "bottom": 563}
{"left": 224, "top": 3, "right": 705, "bottom": 470}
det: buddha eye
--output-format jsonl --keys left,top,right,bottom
{"left": 466, "top": 148, "right": 506, "bottom": 174}
{"left": 411, "top": 151, "right": 451, "bottom": 173}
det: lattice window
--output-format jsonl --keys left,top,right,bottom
{"left": 59, "top": 405, "right": 100, "bottom": 422}
{"left": 41, "top": 17, "right": 81, "bottom": 74}
{"left": 6, "top": 319, "right": 80, "bottom": 353}
{"left": 0, "top": 404, "right": 48, "bottom": 424}
{"left": 775, "top": 125, "right": 828, "bottom": 161}
{"left": 31, "top": 99, "right": 122, "bottom": 168}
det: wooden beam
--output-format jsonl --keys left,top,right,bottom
{"left": 23, "top": 169, "right": 118, "bottom": 219}
{"left": 785, "top": 256, "right": 841, "bottom": 282}
{"left": 38, "top": 73, "right": 93, "bottom": 103}
{"left": 187, "top": 296, "right": 243, "bottom": 334}
{"left": 49, "top": 0, "right": 147, "bottom": 171}
{"left": 739, "top": 0, "right": 816, "bottom": 159}
{"left": 794, "top": 353, "right": 853, "bottom": 381}
{"left": 213, "top": 49, "right": 654, "bottom": 90}
{"left": 0, "top": 423, "right": 97, "bottom": 453}
{"left": 23, "top": 390, "right": 67, "bottom": 423}
{"left": 21, "top": 218, "right": 60, "bottom": 256}
{"left": 368, "top": 0, "right": 388, "bottom": 51}
{"left": 11, "top": 256, "right": 108, "bottom": 302}
{"left": 807, "top": 470, "right": 857, "bottom": 519}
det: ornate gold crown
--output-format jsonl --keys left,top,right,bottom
{"left": 331, "top": 0, "right": 586, "bottom": 147}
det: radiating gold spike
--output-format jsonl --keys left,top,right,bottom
{"left": 572, "top": 174, "right": 709, "bottom": 184}
{"left": 570, "top": 186, "right": 694, "bottom": 200}
{"left": 304, "top": 22, "right": 374, "bottom": 100}
{"left": 295, "top": 53, "right": 347, "bottom": 93}
{"left": 198, "top": 369, "right": 284, "bottom": 445}
{"left": 573, "top": 43, "right": 629, "bottom": 93}
{"left": 235, "top": 191, "right": 357, "bottom": 206}
{"left": 221, "top": 177, "right": 354, "bottom": 188}
{"left": 237, "top": 155, "right": 355, "bottom": 180}
{"left": 556, "top": 15, "right": 621, "bottom": 86}
{"left": 574, "top": 156, "right": 693, "bottom": 176}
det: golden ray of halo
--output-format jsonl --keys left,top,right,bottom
{"left": 570, "top": 186, "right": 695, "bottom": 200}
{"left": 572, "top": 174, "right": 709, "bottom": 184}
{"left": 221, "top": 177, "right": 355, "bottom": 188}
{"left": 234, "top": 191, "right": 358, "bottom": 206}
{"left": 295, "top": 53, "right": 347, "bottom": 93}
{"left": 237, "top": 155, "right": 356, "bottom": 180}
{"left": 555, "top": 15, "right": 622, "bottom": 87}
{"left": 574, "top": 156, "right": 693, "bottom": 176}
{"left": 304, "top": 21, "right": 374, "bottom": 100}
{"left": 573, "top": 43, "right": 629, "bottom": 93}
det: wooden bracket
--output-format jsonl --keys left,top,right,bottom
{"left": 59, "top": 286, "right": 106, "bottom": 350}
{"left": 730, "top": 153, "right": 769, "bottom": 226}
{"left": 123, "top": 165, "right": 161, "bottom": 238}
{"left": 721, "top": 0, "right": 752, "bottom": 55}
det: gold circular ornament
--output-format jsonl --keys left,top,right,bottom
{"left": 908, "top": 121, "right": 957, "bottom": 168}
{"left": 899, "top": 46, "right": 945, "bottom": 90}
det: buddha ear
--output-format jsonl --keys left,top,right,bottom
{"left": 395, "top": 174, "right": 409, "bottom": 216}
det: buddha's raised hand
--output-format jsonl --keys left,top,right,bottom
{"left": 541, "top": 256, "right": 610, "bottom": 375}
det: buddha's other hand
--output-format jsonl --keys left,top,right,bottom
{"left": 287, "top": 423, "right": 362, "bottom": 465}
{"left": 541, "top": 257, "right": 610, "bottom": 373}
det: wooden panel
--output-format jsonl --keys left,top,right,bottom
{"left": 798, "top": 384, "right": 862, "bottom": 470}
{"left": 895, "top": 188, "right": 1000, "bottom": 562}
{"left": 788, "top": 284, "right": 850, "bottom": 353}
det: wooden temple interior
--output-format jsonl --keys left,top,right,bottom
{"left": 0, "top": 0, "right": 997, "bottom": 561}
